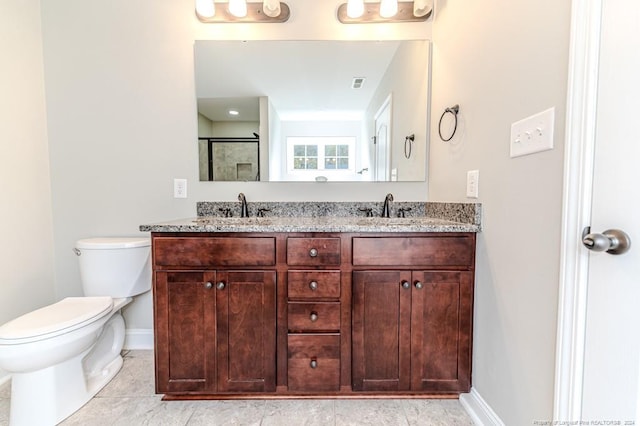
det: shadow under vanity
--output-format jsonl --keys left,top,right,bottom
{"left": 140, "top": 201, "right": 481, "bottom": 399}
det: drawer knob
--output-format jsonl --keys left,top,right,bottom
{"left": 415, "top": 281, "right": 423, "bottom": 290}
{"left": 204, "top": 282, "right": 213, "bottom": 289}
{"left": 309, "top": 311, "right": 319, "bottom": 322}
{"left": 310, "top": 359, "right": 318, "bottom": 369}
{"left": 216, "top": 281, "right": 226, "bottom": 290}
{"left": 401, "top": 280, "right": 410, "bottom": 289}
{"left": 309, "top": 281, "right": 319, "bottom": 291}
{"left": 309, "top": 248, "right": 318, "bottom": 257}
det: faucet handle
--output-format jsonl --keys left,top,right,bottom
{"left": 397, "top": 207, "right": 412, "bottom": 218}
{"left": 358, "top": 207, "right": 373, "bottom": 217}
{"left": 218, "top": 208, "right": 232, "bottom": 217}
{"left": 257, "top": 208, "right": 271, "bottom": 217}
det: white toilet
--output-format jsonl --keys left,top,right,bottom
{"left": 0, "top": 237, "right": 151, "bottom": 426}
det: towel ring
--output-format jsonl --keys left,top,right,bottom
{"left": 404, "top": 134, "right": 415, "bottom": 159}
{"left": 438, "top": 104, "right": 460, "bottom": 142}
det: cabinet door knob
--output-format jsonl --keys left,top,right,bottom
{"left": 216, "top": 281, "right": 226, "bottom": 290}
{"left": 415, "top": 281, "right": 423, "bottom": 290}
{"left": 309, "top": 311, "right": 319, "bottom": 322}
{"left": 309, "top": 281, "right": 319, "bottom": 291}
{"left": 309, "top": 248, "right": 318, "bottom": 257}
{"left": 204, "top": 281, "right": 213, "bottom": 289}
{"left": 401, "top": 280, "right": 410, "bottom": 289}
{"left": 310, "top": 359, "right": 318, "bottom": 369}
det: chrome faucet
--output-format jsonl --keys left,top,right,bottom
{"left": 238, "top": 192, "right": 249, "bottom": 217}
{"left": 381, "top": 193, "right": 394, "bottom": 218}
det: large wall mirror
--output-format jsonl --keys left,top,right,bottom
{"left": 195, "top": 40, "right": 431, "bottom": 183}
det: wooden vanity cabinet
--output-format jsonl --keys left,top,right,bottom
{"left": 285, "top": 237, "right": 342, "bottom": 392}
{"left": 153, "top": 236, "right": 277, "bottom": 394}
{"left": 151, "top": 232, "right": 475, "bottom": 398}
{"left": 352, "top": 270, "right": 473, "bottom": 392}
{"left": 351, "top": 235, "right": 475, "bottom": 393}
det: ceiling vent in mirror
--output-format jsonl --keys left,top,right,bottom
{"left": 352, "top": 77, "right": 366, "bottom": 89}
{"left": 338, "top": 0, "right": 432, "bottom": 23}
{"left": 196, "top": 0, "right": 290, "bottom": 23}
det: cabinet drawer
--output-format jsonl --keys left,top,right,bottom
{"left": 287, "top": 238, "right": 341, "bottom": 266}
{"left": 352, "top": 236, "right": 474, "bottom": 268}
{"left": 288, "top": 334, "right": 340, "bottom": 392}
{"left": 288, "top": 302, "right": 340, "bottom": 332}
{"left": 288, "top": 271, "right": 341, "bottom": 299}
{"left": 154, "top": 237, "right": 276, "bottom": 267}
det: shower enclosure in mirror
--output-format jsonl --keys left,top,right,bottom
{"left": 195, "top": 40, "right": 431, "bottom": 182}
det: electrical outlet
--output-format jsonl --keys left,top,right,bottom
{"left": 510, "top": 107, "right": 555, "bottom": 158}
{"left": 466, "top": 170, "right": 479, "bottom": 198}
{"left": 174, "top": 178, "right": 187, "bottom": 198}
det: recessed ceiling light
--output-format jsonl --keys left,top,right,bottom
{"left": 228, "top": 110, "right": 240, "bottom": 116}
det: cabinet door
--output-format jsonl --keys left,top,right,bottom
{"left": 352, "top": 271, "right": 412, "bottom": 391}
{"left": 216, "top": 270, "right": 277, "bottom": 392}
{"left": 410, "top": 271, "right": 473, "bottom": 392}
{"left": 154, "top": 271, "right": 217, "bottom": 393}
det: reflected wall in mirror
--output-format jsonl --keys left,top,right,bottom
{"left": 195, "top": 40, "right": 431, "bottom": 182}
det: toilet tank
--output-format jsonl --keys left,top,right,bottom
{"left": 75, "top": 237, "right": 151, "bottom": 298}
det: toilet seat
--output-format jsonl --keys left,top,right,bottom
{"left": 0, "top": 297, "right": 113, "bottom": 344}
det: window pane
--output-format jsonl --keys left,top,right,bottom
{"left": 307, "top": 145, "right": 318, "bottom": 156}
{"left": 294, "top": 158, "right": 306, "bottom": 169}
{"left": 325, "top": 145, "right": 336, "bottom": 156}
{"left": 338, "top": 158, "right": 349, "bottom": 169}
{"left": 325, "top": 158, "right": 337, "bottom": 169}
{"left": 294, "top": 145, "right": 306, "bottom": 156}
{"left": 338, "top": 145, "right": 349, "bottom": 156}
{"left": 307, "top": 158, "right": 318, "bottom": 169}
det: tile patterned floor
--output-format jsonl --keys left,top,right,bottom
{"left": 0, "top": 351, "right": 474, "bottom": 425}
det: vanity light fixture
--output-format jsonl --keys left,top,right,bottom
{"left": 379, "top": 0, "right": 398, "bottom": 18}
{"left": 338, "top": 0, "right": 432, "bottom": 23}
{"left": 195, "top": 0, "right": 215, "bottom": 18}
{"left": 196, "top": 0, "right": 290, "bottom": 23}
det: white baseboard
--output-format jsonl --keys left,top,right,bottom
{"left": 460, "top": 387, "right": 505, "bottom": 426}
{"left": 124, "top": 328, "right": 154, "bottom": 350}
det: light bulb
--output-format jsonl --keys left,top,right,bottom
{"left": 346, "top": 0, "right": 364, "bottom": 18}
{"left": 228, "top": 0, "right": 247, "bottom": 17}
{"left": 413, "top": 0, "right": 431, "bottom": 17}
{"left": 195, "top": 0, "right": 215, "bottom": 18}
{"left": 379, "top": 0, "right": 398, "bottom": 18}
{"left": 263, "top": 0, "right": 281, "bottom": 18}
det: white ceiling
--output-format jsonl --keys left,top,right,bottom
{"left": 194, "top": 40, "right": 404, "bottom": 122}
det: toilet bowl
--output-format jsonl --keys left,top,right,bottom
{"left": 0, "top": 237, "right": 151, "bottom": 426}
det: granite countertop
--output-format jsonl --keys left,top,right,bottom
{"left": 140, "top": 216, "right": 480, "bottom": 234}
{"left": 139, "top": 201, "right": 482, "bottom": 233}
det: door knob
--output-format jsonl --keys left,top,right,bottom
{"left": 582, "top": 227, "right": 631, "bottom": 255}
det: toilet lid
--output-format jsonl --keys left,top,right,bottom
{"left": 0, "top": 297, "right": 113, "bottom": 343}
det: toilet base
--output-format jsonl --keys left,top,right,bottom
{"left": 8, "top": 312, "right": 127, "bottom": 426}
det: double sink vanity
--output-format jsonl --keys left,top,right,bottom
{"left": 140, "top": 199, "right": 481, "bottom": 399}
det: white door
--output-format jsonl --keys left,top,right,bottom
{"left": 373, "top": 96, "right": 392, "bottom": 182}
{"left": 581, "top": 0, "right": 640, "bottom": 420}
{"left": 556, "top": 0, "right": 640, "bottom": 422}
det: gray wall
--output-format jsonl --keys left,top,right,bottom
{"left": 0, "top": 1, "right": 55, "bottom": 331}
{"left": 429, "top": 1, "right": 571, "bottom": 424}
{"left": 0, "top": 0, "right": 56, "bottom": 380}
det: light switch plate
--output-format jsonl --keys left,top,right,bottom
{"left": 466, "top": 170, "right": 479, "bottom": 198}
{"left": 174, "top": 178, "right": 187, "bottom": 198}
{"left": 510, "top": 107, "right": 555, "bottom": 158}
